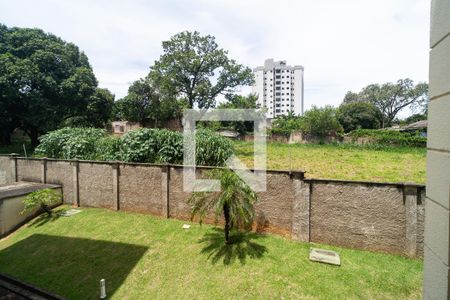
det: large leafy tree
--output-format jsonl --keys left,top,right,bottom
{"left": 64, "top": 88, "right": 115, "bottom": 128}
{"left": 0, "top": 24, "right": 98, "bottom": 147}
{"left": 189, "top": 169, "right": 258, "bottom": 244}
{"left": 343, "top": 79, "right": 428, "bottom": 128}
{"left": 113, "top": 78, "right": 182, "bottom": 126}
{"left": 337, "top": 102, "right": 382, "bottom": 133}
{"left": 149, "top": 31, "right": 254, "bottom": 109}
{"left": 217, "top": 93, "right": 260, "bottom": 134}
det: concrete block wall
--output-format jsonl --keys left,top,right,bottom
{"left": 423, "top": 0, "right": 450, "bottom": 297}
{"left": 0, "top": 155, "right": 426, "bottom": 257}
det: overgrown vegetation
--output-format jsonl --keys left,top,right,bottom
{"left": 35, "top": 127, "right": 233, "bottom": 166}
{"left": 0, "top": 206, "right": 423, "bottom": 299}
{"left": 348, "top": 129, "right": 427, "bottom": 147}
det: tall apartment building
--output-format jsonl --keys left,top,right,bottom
{"left": 252, "top": 59, "right": 304, "bottom": 119}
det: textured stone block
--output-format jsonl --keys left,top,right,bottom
{"left": 430, "top": 0, "right": 450, "bottom": 47}
{"left": 428, "top": 95, "right": 450, "bottom": 152}
{"left": 430, "top": 36, "right": 450, "bottom": 98}
{"left": 426, "top": 150, "right": 450, "bottom": 209}
{"left": 424, "top": 198, "right": 449, "bottom": 264}
{"left": 423, "top": 245, "right": 449, "bottom": 300}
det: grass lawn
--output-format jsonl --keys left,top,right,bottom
{"left": 0, "top": 206, "right": 422, "bottom": 299}
{"left": 234, "top": 141, "right": 426, "bottom": 184}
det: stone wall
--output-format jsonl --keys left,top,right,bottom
{"left": 423, "top": 0, "right": 450, "bottom": 297}
{"left": 0, "top": 155, "right": 425, "bottom": 257}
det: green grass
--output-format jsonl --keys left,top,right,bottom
{"left": 0, "top": 206, "right": 422, "bottom": 299}
{"left": 234, "top": 141, "right": 426, "bottom": 184}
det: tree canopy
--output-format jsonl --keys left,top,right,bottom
{"left": 300, "top": 106, "right": 343, "bottom": 139}
{"left": 149, "top": 31, "right": 254, "bottom": 109}
{"left": 112, "top": 78, "right": 182, "bottom": 127}
{"left": 337, "top": 102, "right": 382, "bottom": 133}
{"left": 343, "top": 79, "right": 428, "bottom": 128}
{"left": 0, "top": 24, "right": 112, "bottom": 147}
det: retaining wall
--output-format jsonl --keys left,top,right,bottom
{"left": 0, "top": 155, "right": 426, "bottom": 257}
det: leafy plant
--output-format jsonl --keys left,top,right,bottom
{"left": 300, "top": 106, "right": 343, "bottom": 140}
{"left": 21, "top": 188, "right": 61, "bottom": 216}
{"left": 35, "top": 127, "right": 106, "bottom": 159}
{"left": 188, "top": 168, "right": 258, "bottom": 244}
{"left": 270, "top": 112, "right": 303, "bottom": 137}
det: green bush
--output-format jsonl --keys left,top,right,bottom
{"left": 348, "top": 129, "right": 426, "bottom": 147}
{"left": 300, "top": 106, "right": 343, "bottom": 139}
{"left": 35, "top": 127, "right": 106, "bottom": 159}
{"left": 120, "top": 128, "right": 184, "bottom": 164}
{"left": 195, "top": 129, "right": 234, "bottom": 167}
{"left": 21, "top": 188, "right": 61, "bottom": 216}
{"left": 35, "top": 127, "right": 233, "bottom": 166}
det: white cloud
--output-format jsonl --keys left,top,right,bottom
{"left": 0, "top": 0, "right": 430, "bottom": 116}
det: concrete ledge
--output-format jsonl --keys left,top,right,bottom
{"left": 0, "top": 182, "right": 60, "bottom": 200}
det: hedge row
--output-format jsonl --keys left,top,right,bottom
{"left": 35, "top": 127, "right": 234, "bottom": 166}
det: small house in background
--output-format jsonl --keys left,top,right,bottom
{"left": 400, "top": 120, "right": 428, "bottom": 137}
{"left": 111, "top": 121, "right": 142, "bottom": 136}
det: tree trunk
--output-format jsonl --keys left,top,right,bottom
{"left": 223, "top": 203, "right": 230, "bottom": 244}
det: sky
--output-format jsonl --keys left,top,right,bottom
{"left": 0, "top": 0, "right": 430, "bottom": 116}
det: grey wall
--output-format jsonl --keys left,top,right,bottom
{"left": 0, "top": 155, "right": 425, "bottom": 257}
{"left": 423, "top": 0, "right": 450, "bottom": 298}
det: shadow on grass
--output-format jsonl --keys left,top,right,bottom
{"left": 29, "top": 212, "right": 62, "bottom": 227}
{"left": 199, "top": 228, "right": 268, "bottom": 265}
{"left": 0, "top": 234, "right": 148, "bottom": 299}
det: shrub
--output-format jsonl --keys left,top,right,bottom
{"left": 195, "top": 129, "right": 234, "bottom": 167}
{"left": 348, "top": 129, "right": 426, "bottom": 147}
{"left": 22, "top": 188, "right": 61, "bottom": 216}
{"left": 35, "top": 127, "right": 234, "bottom": 166}
{"left": 35, "top": 127, "right": 106, "bottom": 159}
{"left": 119, "top": 128, "right": 183, "bottom": 164}
{"left": 337, "top": 102, "right": 382, "bottom": 132}
{"left": 300, "top": 106, "right": 343, "bottom": 140}
{"left": 270, "top": 113, "right": 302, "bottom": 137}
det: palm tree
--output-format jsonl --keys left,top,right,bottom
{"left": 188, "top": 168, "right": 258, "bottom": 244}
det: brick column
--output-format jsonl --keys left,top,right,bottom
{"left": 404, "top": 185, "right": 418, "bottom": 257}
{"left": 10, "top": 153, "right": 19, "bottom": 182}
{"left": 423, "top": 1, "right": 450, "bottom": 298}
{"left": 41, "top": 158, "right": 47, "bottom": 184}
{"left": 72, "top": 160, "right": 80, "bottom": 207}
{"left": 161, "top": 165, "right": 170, "bottom": 218}
{"left": 112, "top": 163, "right": 120, "bottom": 211}
{"left": 291, "top": 174, "right": 310, "bottom": 242}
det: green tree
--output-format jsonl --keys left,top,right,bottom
{"left": 403, "top": 113, "right": 427, "bottom": 125}
{"left": 217, "top": 93, "right": 261, "bottom": 134}
{"left": 149, "top": 31, "right": 254, "bottom": 109}
{"left": 113, "top": 78, "right": 181, "bottom": 126}
{"left": 64, "top": 88, "right": 115, "bottom": 128}
{"left": 188, "top": 169, "right": 258, "bottom": 244}
{"left": 337, "top": 102, "right": 382, "bottom": 132}
{"left": 0, "top": 25, "right": 98, "bottom": 147}
{"left": 343, "top": 79, "right": 428, "bottom": 128}
{"left": 300, "top": 106, "right": 343, "bottom": 140}
{"left": 271, "top": 112, "right": 303, "bottom": 137}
